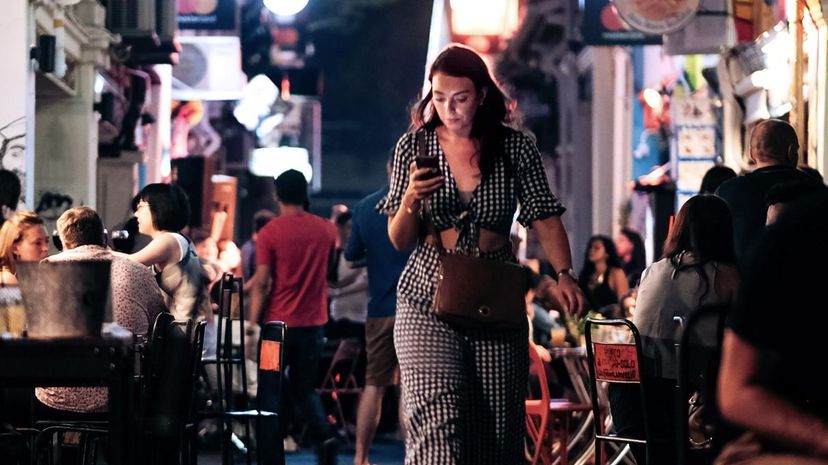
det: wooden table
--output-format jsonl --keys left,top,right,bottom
{"left": 0, "top": 334, "right": 136, "bottom": 465}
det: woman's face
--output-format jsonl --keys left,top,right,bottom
{"left": 614, "top": 233, "right": 632, "bottom": 258}
{"left": 14, "top": 225, "right": 49, "bottom": 262}
{"left": 431, "top": 73, "right": 484, "bottom": 135}
{"left": 134, "top": 200, "right": 155, "bottom": 235}
{"left": 588, "top": 240, "right": 608, "bottom": 264}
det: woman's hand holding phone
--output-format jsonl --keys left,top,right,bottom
{"left": 403, "top": 160, "right": 444, "bottom": 214}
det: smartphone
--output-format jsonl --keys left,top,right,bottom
{"left": 415, "top": 156, "right": 440, "bottom": 180}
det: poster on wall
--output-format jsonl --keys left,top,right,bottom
{"left": 672, "top": 91, "right": 720, "bottom": 200}
{"left": 178, "top": 0, "right": 236, "bottom": 31}
{"left": 582, "top": 0, "right": 662, "bottom": 45}
{"left": 0, "top": 117, "right": 26, "bottom": 205}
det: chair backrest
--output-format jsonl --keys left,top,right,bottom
{"left": 676, "top": 304, "right": 729, "bottom": 465}
{"left": 214, "top": 272, "right": 249, "bottom": 412}
{"left": 584, "top": 318, "right": 650, "bottom": 456}
{"left": 143, "top": 316, "right": 195, "bottom": 438}
{"left": 321, "top": 338, "right": 362, "bottom": 390}
{"left": 256, "top": 321, "right": 286, "bottom": 412}
{"left": 257, "top": 321, "right": 286, "bottom": 463}
{"left": 527, "top": 346, "right": 551, "bottom": 406}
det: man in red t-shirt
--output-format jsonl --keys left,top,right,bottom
{"left": 249, "top": 169, "right": 339, "bottom": 465}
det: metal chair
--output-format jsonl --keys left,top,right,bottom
{"left": 525, "top": 346, "right": 591, "bottom": 465}
{"left": 198, "top": 272, "right": 284, "bottom": 465}
{"left": 182, "top": 320, "right": 207, "bottom": 465}
{"left": 33, "top": 312, "right": 197, "bottom": 465}
{"left": 316, "top": 337, "right": 363, "bottom": 443}
{"left": 584, "top": 318, "right": 670, "bottom": 465}
{"left": 676, "top": 304, "right": 729, "bottom": 465}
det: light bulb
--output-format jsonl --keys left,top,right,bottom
{"left": 263, "top": 0, "right": 310, "bottom": 17}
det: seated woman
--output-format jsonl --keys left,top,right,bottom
{"left": 578, "top": 235, "right": 629, "bottom": 317}
{"left": 614, "top": 227, "right": 646, "bottom": 287}
{"left": 611, "top": 194, "right": 738, "bottom": 465}
{"left": 121, "top": 183, "right": 212, "bottom": 324}
{"left": 0, "top": 211, "right": 49, "bottom": 425}
{"left": 0, "top": 210, "right": 49, "bottom": 287}
{"left": 0, "top": 211, "right": 49, "bottom": 337}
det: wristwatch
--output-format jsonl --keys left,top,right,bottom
{"left": 557, "top": 268, "right": 578, "bottom": 282}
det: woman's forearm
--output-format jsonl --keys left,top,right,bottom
{"left": 719, "top": 331, "right": 828, "bottom": 456}
{"left": 533, "top": 216, "right": 574, "bottom": 272}
{"left": 387, "top": 194, "right": 421, "bottom": 251}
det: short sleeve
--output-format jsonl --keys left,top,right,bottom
{"left": 376, "top": 132, "right": 416, "bottom": 216}
{"left": 344, "top": 204, "right": 366, "bottom": 262}
{"left": 515, "top": 132, "right": 566, "bottom": 227}
{"left": 255, "top": 226, "right": 274, "bottom": 267}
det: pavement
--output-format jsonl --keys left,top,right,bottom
{"left": 197, "top": 434, "right": 405, "bottom": 465}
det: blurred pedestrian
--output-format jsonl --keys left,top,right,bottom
{"left": 716, "top": 119, "right": 821, "bottom": 260}
{"left": 699, "top": 164, "right": 736, "bottom": 194}
{"left": 248, "top": 169, "right": 340, "bottom": 465}
{"left": 346, "top": 165, "right": 412, "bottom": 465}
{"left": 718, "top": 192, "right": 828, "bottom": 465}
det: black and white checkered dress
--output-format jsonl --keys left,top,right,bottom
{"left": 377, "top": 127, "right": 565, "bottom": 464}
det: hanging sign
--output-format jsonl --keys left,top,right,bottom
{"left": 612, "top": 0, "right": 701, "bottom": 34}
{"left": 178, "top": 0, "right": 236, "bottom": 31}
{"left": 583, "top": 0, "right": 662, "bottom": 45}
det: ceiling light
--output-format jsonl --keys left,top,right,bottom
{"left": 263, "top": 0, "right": 310, "bottom": 17}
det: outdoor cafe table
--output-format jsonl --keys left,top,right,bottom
{"left": 0, "top": 332, "right": 137, "bottom": 465}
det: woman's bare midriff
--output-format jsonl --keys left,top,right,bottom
{"left": 424, "top": 228, "right": 508, "bottom": 252}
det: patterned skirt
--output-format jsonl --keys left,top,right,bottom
{"left": 395, "top": 242, "right": 529, "bottom": 465}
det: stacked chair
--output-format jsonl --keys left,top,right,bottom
{"left": 316, "top": 337, "right": 363, "bottom": 443}
{"left": 197, "top": 272, "right": 285, "bottom": 465}
{"left": 675, "top": 304, "right": 732, "bottom": 465}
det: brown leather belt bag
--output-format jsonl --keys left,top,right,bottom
{"left": 433, "top": 251, "right": 531, "bottom": 330}
{"left": 416, "top": 132, "right": 530, "bottom": 330}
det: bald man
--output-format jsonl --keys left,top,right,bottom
{"left": 715, "top": 119, "right": 822, "bottom": 261}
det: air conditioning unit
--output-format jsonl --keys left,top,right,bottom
{"left": 106, "top": 0, "right": 157, "bottom": 41}
{"left": 172, "top": 36, "right": 247, "bottom": 101}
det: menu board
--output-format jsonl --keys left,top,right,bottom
{"left": 672, "top": 92, "right": 720, "bottom": 199}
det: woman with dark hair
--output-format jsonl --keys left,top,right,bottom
{"left": 613, "top": 194, "right": 738, "bottom": 464}
{"left": 578, "top": 235, "right": 629, "bottom": 316}
{"left": 635, "top": 195, "right": 738, "bottom": 338}
{"left": 699, "top": 164, "right": 736, "bottom": 194}
{"left": 615, "top": 227, "right": 646, "bottom": 287}
{"left": 0, "top": 169, "right": 21, "bottom": 228}
{"left": 123, "top": 183, "right": 212, "bottom": 323}
{"left": 379, "top": 44, "right": 583, "bottom": 464}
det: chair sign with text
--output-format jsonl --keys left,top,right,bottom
{"left": 592, "top": 342, "right": 640, "bottom": 383}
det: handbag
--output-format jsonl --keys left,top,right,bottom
{"left": 416, "top": 132, "right": 531, "bottom": 330}
{"left": 432, "top": 247, "right": 532, "bottom": 329}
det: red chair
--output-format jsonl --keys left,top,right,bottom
{"left": 316, "top": 338, "right": 363, "bottom": 442}
{"left": 526, "top": 345, "right": 592, "bottom": 465}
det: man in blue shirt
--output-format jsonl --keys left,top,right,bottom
{"left": 345, "top": 179, "right": 411, "bottom": 465}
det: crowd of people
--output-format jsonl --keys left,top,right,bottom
{"left": 2, "top": 43, "right": 828, "bottom": 465}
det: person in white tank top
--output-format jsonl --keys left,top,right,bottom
{"left": 118, "top": 183, "right": 213, "bottom": 325}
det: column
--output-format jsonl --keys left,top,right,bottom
{"left": 0, "top": 1, "right": 35, "bottom": 207}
